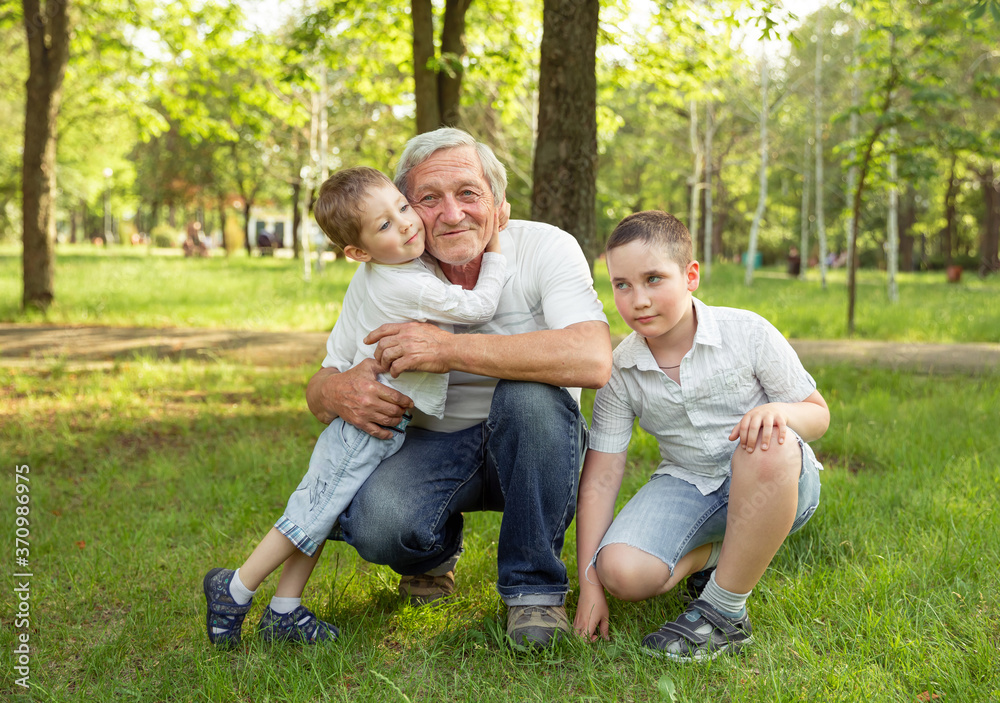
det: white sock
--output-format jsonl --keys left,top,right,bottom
{"left": 210, "top": 569, "right": 256, "bottom": 636}
{"left": 268, "top": 596, "right": 301, "bottom": 615}
{"left": 229, "top": 569, "right": 256, "bottom": 605}
{"left": 699, "top": 571, "right": 751, "bottom": 618}
{"left": 703, "top": 542, "right": 723, "bottom": 571}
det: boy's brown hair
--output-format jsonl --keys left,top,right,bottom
{"left": 606, "top": 210, "right": 693, "bottom": 269}
{"left": 313, "top": 166, "right": 395, "bottom": 249}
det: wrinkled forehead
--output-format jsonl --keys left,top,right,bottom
{"left": 410, "top": 147, "right": 487, "bottom": 192}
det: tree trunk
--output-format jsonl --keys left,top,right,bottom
{"left": 412, "top": 0, "right": 440, "bottom": 133}
{"left": 887, "top": 128, "right": 899, "bottom": 302}
{"left": 243, "top": 202, "right": 253, "bottom": 257}
{"left": 941, "top": 154, "right": 958, "bottom": 268}
{"left": 703, "top": 101, "right": 714, "bottom": 281}
{"left": 899, "top": 185, "right": 917, "bottom": 272}
{"left": 530, "top": 0, "right": 600, "bottom": 271}
{"left": 981, "top": 164, "right": 1000, "bottom": 274}
{"left": 688, "top": 100, "right": 702, "bottom": 261}
{"left": 745, "top": 58, "right": 768, "bottom": 287}
{"left": 291, "top": 179, "right": 302, "bottom": 259}
{"left": 438, "top": 0, "right": 472, "bottom": 127}
{"left": 814, "top": 9, "right": 828, "bottom": 289}
{"left": 21, "top": 0, "right": 71, "bottom": 311}
{"left": 799, "top": 138, "right": 811, "bottom": 280}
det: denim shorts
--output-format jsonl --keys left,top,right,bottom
{"left": 275, "top": 415, "right": 409, "bottom": 557}
{"left": 593, "top": 434, "right": 822, "bottom": 575}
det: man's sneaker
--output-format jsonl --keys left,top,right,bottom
{"left": 203, "top": 568, "right": 253, "bottom": 649}
{"left": 256, "top": 605, "right": 339, "bottom": 644}
{"left": 398, "top": 571, "right": 455, "bottom": 605}
{"left": 641, "top": 598, "right": 753, "bottom": 662}
{"left": 681, "top": 568, "right": 715, "bottom": 603}
{"left": 506, "top": 605, "right": 571, "bottom": 648}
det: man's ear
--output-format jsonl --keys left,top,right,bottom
{"left": 343, "top": 245, "right": 372, "bottom": 262}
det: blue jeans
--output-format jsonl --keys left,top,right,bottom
{"left": 275, "top": 415, "right": 410, "bottom": 557}
{"left": 334, "top": 381, "right": 587, "bottom": 607}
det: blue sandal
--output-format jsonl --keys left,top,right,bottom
{"left": 203, "top": 568, "right": 253, "bottom": 649}
{"left": 642, "top": 599, "right": 753, "bottom": 661}
{"left": 257, "top": 605, "right": 339, "bottom": 644}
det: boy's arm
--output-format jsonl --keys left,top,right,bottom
{"left": 574, "top": 448, "right": 628, "bottom": 642}
{"left": 410, "top": 252, "right": 505, "bottom": 324}
{"left": 730, "top": 388, "right": 830, "bottom": 453}
{"left": 381, "top": 210, "right": 504, "bottom": 326}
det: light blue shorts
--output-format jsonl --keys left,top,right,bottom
{"left": 593, "top": 434, "right": 822, "bottom": 576}
{"left": 275, "top": 415, "right": 409, "bottom": 557}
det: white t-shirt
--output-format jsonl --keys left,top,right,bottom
{"left": 323, "top": 220, "right": 609, "bottom": 432}
{"left": 339, "top": 252, "right": 505, "bottom": 418}
{"left": 589, "top": 297, "right": 819, "bottom": 495}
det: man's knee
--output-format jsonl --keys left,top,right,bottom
{"left": 342, "top": 482, "right": 435, "bottom": 566}
{"left": 489, "top": 381, "right": 584, "bottom": 443}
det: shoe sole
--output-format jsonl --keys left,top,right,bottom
{"left": 642, "top": 635, "right": 754, "bottom": 662}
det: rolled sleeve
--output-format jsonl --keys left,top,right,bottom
{"left": 588, "top": 370, "right": 635, "bottom": 453}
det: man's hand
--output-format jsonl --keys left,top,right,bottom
{"left": 308, "top": 358, "right": 413, "bottom": 439}
{"left": 366, "top": 322, "right": 453, "bottom": 378}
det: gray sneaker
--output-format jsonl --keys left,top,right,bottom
{"left": 506, "top": 605, "right": 571, "bottom": 648}
{"left": 256, "top": 605, "right": 339, "bottom": 644}
{"left": 203, "top": 568, "right": 253, "bottom": 649}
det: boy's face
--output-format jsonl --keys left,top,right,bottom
{"left": 344, "top": 183, "right": 426, "bottom": 265}
{"left": 606, "top": 240, "right": 700, "bottom": 340}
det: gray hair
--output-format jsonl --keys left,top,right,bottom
{"left": 394, "top": 127, "right": 507, "bottom": 205}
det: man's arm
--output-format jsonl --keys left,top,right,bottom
{"left": 366, "top": 319, "right": 613, "bottom": 389}
{"left": 305, "top": 359, "right": 414, "bottom": 439}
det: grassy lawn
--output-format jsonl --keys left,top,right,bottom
{"left": 2, "top": 360, "right": 997, "bottom": 701}
{"left": 2, "top": 245, "right": 999, "bottom": 342}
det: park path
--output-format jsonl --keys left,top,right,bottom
{"left": 1, "top": 323, "right": 999, "bottom": 374}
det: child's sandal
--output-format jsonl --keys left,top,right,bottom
{"left": 641, "top": 598, "right": 753, "bottom": 661}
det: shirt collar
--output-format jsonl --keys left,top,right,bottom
{"left": 615, "top": 297, "right": 721, "bottom": 370}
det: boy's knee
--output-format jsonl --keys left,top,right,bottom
{"left": 732, "top": 438, "right": 800, "bottom": 486}
{"left": 596, "top": 545, "right": 670, "bottom": 602}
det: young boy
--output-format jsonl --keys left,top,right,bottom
{"left": 574, "top": 211, "right": 829, "bottom": 661}
{"left": 203, "top": 166, "right": 507, "bottom": 648}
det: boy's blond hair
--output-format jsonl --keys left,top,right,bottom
{"left": 606, "top": 211, "right": 693, "bottom": 269}
{"left": 313, "top": 167, "right": 395, "bottom": 249}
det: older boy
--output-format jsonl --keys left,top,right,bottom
{"left": 574, "top": 211, "right": 829, "bottom": 660}
{"left": 203, "top": 166, "right": 506, "bottom": 648}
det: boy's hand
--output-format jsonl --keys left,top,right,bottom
{"left": 730, "top": 402, "right": 789, "bottom": 453}
{"left": 485, "top": 207, "right": 502, "bottom": 254}
{"left": 574, "top": 587, "right": 611, "bottom": 642}
{"left": 498, "top": 195, "right": 510, "bottom": 231}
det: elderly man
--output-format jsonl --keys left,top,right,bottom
{"left": 306, "top": 128, "right": 612, "bottom": 646}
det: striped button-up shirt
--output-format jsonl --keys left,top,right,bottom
{"left": 589, "top": 297, "right": 818, "bottom": 495}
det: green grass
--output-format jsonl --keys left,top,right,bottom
{"left": 2, "top": 360, "right": 997, "bottom": 701}
{"left": 3, "top": 245, "right": 999, "bottom": 342}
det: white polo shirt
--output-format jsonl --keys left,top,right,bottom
{"left": 589, "top": 297, "right": 819, "bottom": 495}
{"left": 322, "top": 220, "right": 608, "bottom": 432}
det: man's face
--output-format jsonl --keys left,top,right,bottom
{"left": 407, "top": 146, "right": 495, "bottom": 267}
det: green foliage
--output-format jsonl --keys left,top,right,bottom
{"left": 149, "top": 224, "right": 179, "bottom": 248}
